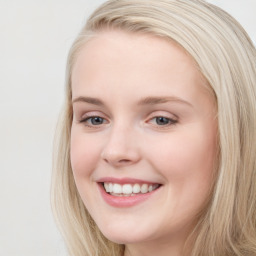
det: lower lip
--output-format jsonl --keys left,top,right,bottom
{"left": 98, "top": 183, "right": 161, "bottom": 207}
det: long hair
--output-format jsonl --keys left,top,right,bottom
{"left": 51, "top": 0, "right": 256, "bottom": 255}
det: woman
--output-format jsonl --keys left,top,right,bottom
{"left": 51, "top": 0, "right": 256, "bottom": 255}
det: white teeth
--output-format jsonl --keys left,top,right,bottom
{"left": 133, "top": 184, "right": 140, "bottom": 194}
{"left": 104, "top": 183, "right": 109, "bottom": 192}
{"left": 113, "top": 183, "right": 122, "bottom": 193}
{"left": 141, "top": 184, "right": 148, "bottom": 193}
{"left": 103, "top": 182, "right": 160, "bottom": 196}
{"left": 122, "top": 184, "right": 133, "bottom": 194}
{"left": 109, "top": 183, "right": 113, "bottom": 193}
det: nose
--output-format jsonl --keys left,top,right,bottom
{"left": 101, "top": 125, "right": 141, "bottom": 167}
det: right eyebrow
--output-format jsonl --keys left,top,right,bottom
{"left": 72, "top": 96, "right": 105, "bottom": 106}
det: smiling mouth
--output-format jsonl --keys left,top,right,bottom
{"left": 101, "top": 182, "right": 161, "bottom": 196}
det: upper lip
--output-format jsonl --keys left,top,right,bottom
{"left": 96, "top": 177, "right": 161, "bottom": 185}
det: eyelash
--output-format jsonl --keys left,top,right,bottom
{"left": 79, "top": 115, "right": 178, "bottom": 128}
{"left": 80, "top": 116, "right": 107, "bottom": 127}
{"left": 149, "top": 116, "right": 178, "bottom": 127}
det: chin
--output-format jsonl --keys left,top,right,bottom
{"left": 104, "top": 233, "right": 148, "bottom": 245}
{"left": 99, "top": 223, "right": 155, "bottom": 245}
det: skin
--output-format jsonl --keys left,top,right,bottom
{"left": 70, "top": 30, "right": 218, "bottom": 256}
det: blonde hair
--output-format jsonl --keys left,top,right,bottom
{"left": 51, "top": 0, "right": 256, "bottom": 255}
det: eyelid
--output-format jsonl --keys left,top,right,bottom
{"left": 148, "top": 116, "right": 177, "bottom": 124}
{"left": 78, "top": 111, "right": 110, "bottom": 127}
{"left": 146, "top": 111, "right": 178, "bottom": 128}
{"left": 146, "top": 111, "right": 178, "bottom": 121}
{"left": 79, "top": 111, "right": 108, "bottom": 120}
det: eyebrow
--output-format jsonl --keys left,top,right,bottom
{"left": 72, "top": 96, "right": 193, "bottom": 107}
{"left": 138, "top": 96, "right": 193, "bottom": 107}
{"left": 72, "top": 96, "right": 104, "bottom": 106}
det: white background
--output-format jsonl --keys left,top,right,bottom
{"left": 0, "top": 1, "right": 255, "bottom": 255}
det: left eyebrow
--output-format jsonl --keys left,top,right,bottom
{"left": 72, "top": 96, "right": 105, "bottom": 106}
{"left": 138, "top": 96, "right": 193, "bottom": 108}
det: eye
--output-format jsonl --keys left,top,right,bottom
{"left": 155, "top": 116, "right": 171, "bottom": 125}
{"left": 149, "top": 116, "right": 178, "bottom": 126}
{"left": 89, "top": 116, "right": 104, "bottom": 125}
{"left": 80, "top": 116, "right": 107, "bottom": 126}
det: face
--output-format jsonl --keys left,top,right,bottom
{"left": 70, "top": 30, "right": 217, "bottom": 252}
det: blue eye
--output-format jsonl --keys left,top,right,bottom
{"left": 90, "top": 117, "right": 104, "bottom": 125}
{"left": 152, "top": 116, "right": 177, "bottom": 126}
{"left": 81, "top": 116, "right": 106, "bottom": 126}
{"left": 155, "top": 117, "right": 170, "bottom": 125}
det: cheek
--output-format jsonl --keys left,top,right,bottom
{"left": 70, "top": 129, "right": 104, "bottom": 212}
{"left": 70, "top": 129, "right": 101, "bottom": 178}
{"left": 162, "top": 131, "right": 216, "bottom": 217}
{"left": 146, "top": 125, "right": 217, "bottom": 192}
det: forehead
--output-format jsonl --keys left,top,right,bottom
{"left": 71, "top": 30, "right": 210, "bottom": 103}
{"left": 72, "top": 30, "right": 198, "bottom": 74}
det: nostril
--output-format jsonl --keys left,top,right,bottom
{"left": 103, "top": 158, "right": 133, "bottom": 166}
